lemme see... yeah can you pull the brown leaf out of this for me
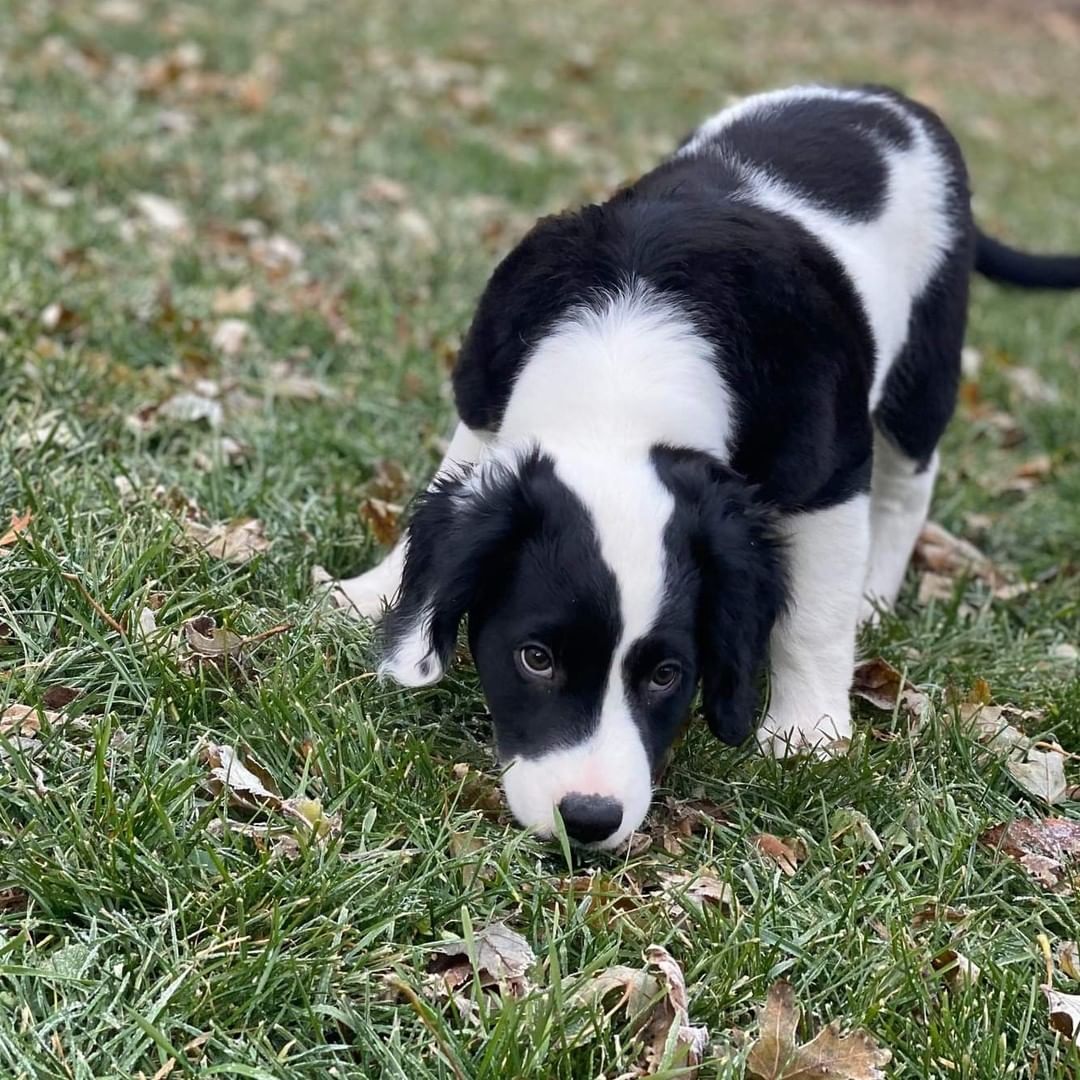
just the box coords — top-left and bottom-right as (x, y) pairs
(915, 521), (996, 582)
(932, 948), (981, 990)
(264, 360), (330, 401)
(0, 887), (29, 912)
(41, 686), (82, 710)
(911, 903), (968, 930)
(450, 762), (504, 818)
(199, 741), (282, 808)
(1004, 366), (1060, 405)
(658, 868), (737, 916)
(746, 980), (891, 1080)
(211, 318), (252, 357)
(0, 510), (33, 548)
(917, 570), (957, 605)
(1042, 985), (1080, 1045)
(851, 657), (931, 725)
(211, 284), (256, 316)
(183, 518), (270, 564)
(1, 704), (62, 736)
(1006, 749), (1068, 805)
(361, 176), (409, 204)
(980, 818), (1080, 890)
(367, 459), (411, 503)
(427, 921), (535, 999)
(1058, 941), (1080, 982)
(359, 497), (403, 547)
(182, 614), (243, 657)
(640, 945), (709, 1074)
(569, 948), (708, 1074)
(753, 834), (807, 877)
(132, 192), (189, 237)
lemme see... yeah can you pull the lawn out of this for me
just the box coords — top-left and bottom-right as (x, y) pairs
(2, 0), (1080, 1076)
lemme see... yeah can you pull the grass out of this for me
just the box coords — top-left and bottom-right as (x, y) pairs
(1, 0), (1079, 1075)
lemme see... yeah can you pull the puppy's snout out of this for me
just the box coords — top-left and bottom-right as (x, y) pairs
(557, 793), (623, 845)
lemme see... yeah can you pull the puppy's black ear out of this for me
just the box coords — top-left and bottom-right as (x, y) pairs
(655, 449), (787, 745)
(380, 456), (528, 687)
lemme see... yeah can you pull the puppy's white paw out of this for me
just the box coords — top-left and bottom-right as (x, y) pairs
(757, 706), (852, 760)
(326, 569), (399, 621)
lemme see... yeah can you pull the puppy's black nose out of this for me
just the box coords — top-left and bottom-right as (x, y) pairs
(557, 794), (623, 844)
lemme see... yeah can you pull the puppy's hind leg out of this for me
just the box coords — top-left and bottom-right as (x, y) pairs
(758, 495), (870, 758)
(331, 423), (489, 620)
(861, 434), (938, 625)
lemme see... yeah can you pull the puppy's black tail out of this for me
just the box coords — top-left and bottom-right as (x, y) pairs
(975, 227), (1080, 290)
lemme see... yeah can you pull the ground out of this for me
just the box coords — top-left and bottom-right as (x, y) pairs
(1, 0), (1079, 1076)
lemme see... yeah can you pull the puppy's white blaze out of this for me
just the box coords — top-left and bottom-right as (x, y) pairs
(378, 604), (445, 686)
(491, 284), (730, 842)
(501, 682), (654, 850)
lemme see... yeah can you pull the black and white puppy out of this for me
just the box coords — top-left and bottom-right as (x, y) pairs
(333, 85), (1080, 849)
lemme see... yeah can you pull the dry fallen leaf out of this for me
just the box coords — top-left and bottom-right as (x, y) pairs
(753, 833), (808, 877)
(198, 740), (340, 847)
(183, 614), (243, 657)
(427, 920), (535, 998)
(646, 794), (729, 855)
(12, 411), (77, 450)
(41, 686), (82, 710)
(851, 657), (931, 727)
(980, 818), (1080, 891)
(959, 702), (1068, 804)
(264, 360), (331, 401)
(918, 571), (956, 605)
(640, 945), (709, 1074)
(1007, 749), (1068, 806)
(1004, 366), (1060, 405)
(1057, 941), (1080, 982)
(212, 283), (256, 316)
(1043, 985), (1080, 1045)
(450, 761), (504, 818)
(0, 887), (29, 912)
(200, 741), (280, 807)
(932, 948), (981, 990)
(745, 980), (891, 1080)
(359, 497), (404, 547)
(0, 510), (32, 548)
(916, 521), (997, 581)
(183, 518), (270, 564)
(570, 946), (708, 1075)
(211, 318), (252, 357)
(658, 868), (737, 917)
(133, 192), (189, 236)
(1, 703), (62, 736)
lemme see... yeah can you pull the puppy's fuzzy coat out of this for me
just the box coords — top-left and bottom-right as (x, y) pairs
(335, 85), (1080, 849)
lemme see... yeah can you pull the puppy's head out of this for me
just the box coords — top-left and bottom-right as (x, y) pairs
(382, 445), (785, 849)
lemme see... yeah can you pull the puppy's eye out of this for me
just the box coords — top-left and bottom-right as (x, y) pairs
(517, 643), (554, 679)
(648, 661), (681, 693)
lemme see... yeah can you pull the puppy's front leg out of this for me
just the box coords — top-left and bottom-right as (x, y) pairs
(332, 422), (489, 620)
(758, 495), (870, 757)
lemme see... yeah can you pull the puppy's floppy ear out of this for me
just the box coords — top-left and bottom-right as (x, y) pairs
(655, 448), (787, 745)
(380, 454), (528, 687)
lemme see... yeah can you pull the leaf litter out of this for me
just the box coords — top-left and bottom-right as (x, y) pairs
(979, 818), (1080, 891)
(914, 520), (1032, 604)
(745, 980), (891, 1080)
(570, 945), (708, 1076)
(198, 740), (339, 858)
(851, 657), (932, 732)
(959, 701), (1070, 804)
